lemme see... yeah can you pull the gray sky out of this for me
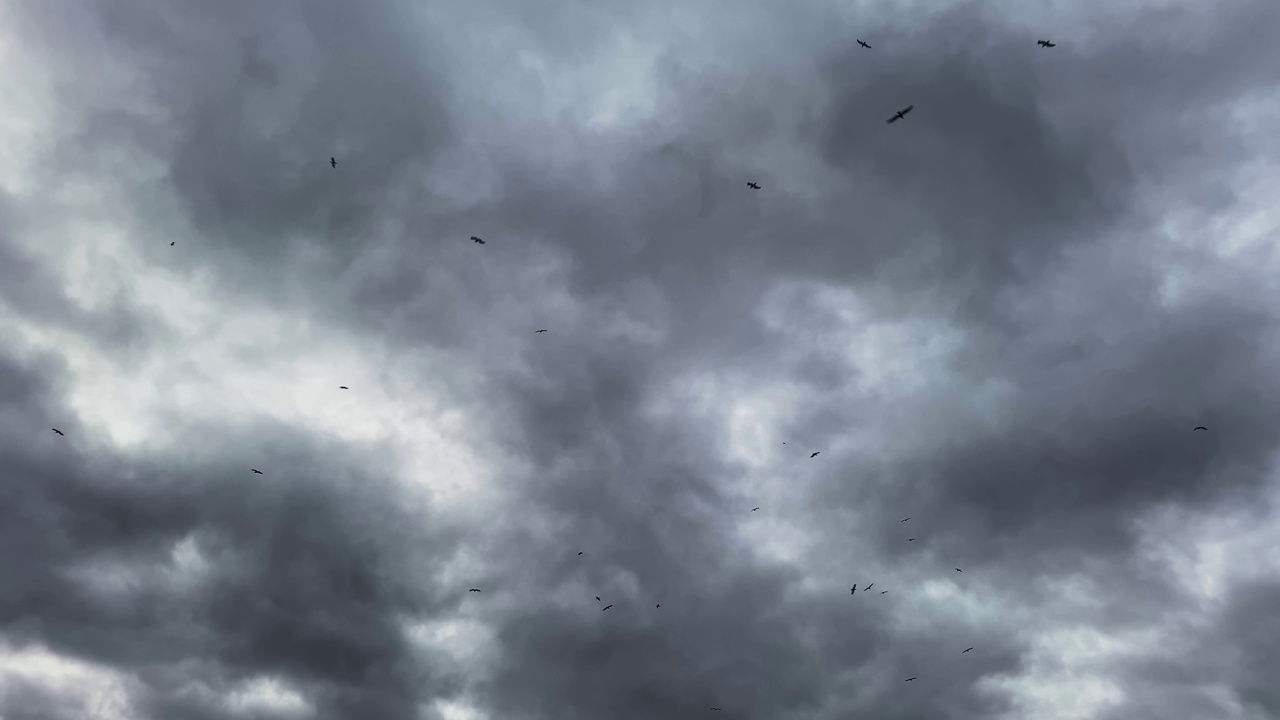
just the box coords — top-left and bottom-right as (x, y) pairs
(2, 0), (1280, 718)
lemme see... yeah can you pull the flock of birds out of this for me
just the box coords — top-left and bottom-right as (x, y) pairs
(38, 34), (1225, 707)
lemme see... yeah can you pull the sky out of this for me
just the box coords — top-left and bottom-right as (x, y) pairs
(2, 0), (1280, 718)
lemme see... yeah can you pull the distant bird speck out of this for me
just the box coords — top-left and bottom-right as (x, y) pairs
(905, 677), (918, 682)
(330, 157), (337, 168)
(578, 551), (584, 555)
(901, 517), (910, 522)
(886, 105), (914, 124)
(1037, 39), (1056, 47)
(864, 583), (874, 591)
(535, 329), (548, 333)
(881, 591), (887, 594)
(747, 181), (761, 189)
(907, 538), (915, 541)
(1194, 426), (1208, 431)
(170, 241), (175, 246)
(602, 604), (613, 611)
(850, 585), (856, 594)
(963, 647), (974, 653)
(596, 596), (601, 601)
(857, 39), (871, 49)
(955, 568), (963, 572)
(468, 588), (481, 592)
(810, 452), (820, 458)
(751, 507), (760, 512)
(656, 604), (660, 608)
(51, 428), (64, 436)
(471, 236), (486, 244)
(251, 469), (263, 475)
(339, 386), (348, 390)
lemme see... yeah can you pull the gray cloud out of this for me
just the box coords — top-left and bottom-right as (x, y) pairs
(4, 0), (1280, 718)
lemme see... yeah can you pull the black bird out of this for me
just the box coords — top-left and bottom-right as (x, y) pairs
(907, 538), (915, 541)
(887, 105), (914, 123)
(905, 677), (918, 682)
(810, 451), (820, 458)
(857, 39), (871, 49)
(596, 596), (601, 601)
(880, 591), (887, 594)
(251, 469), (263, 475)
(469, 588), (481, 592)
(751, 507), (760, 512)
(963, 647), (974, 653)
(901, 517), (910, 522)
(330, 157), (337, 168)
(747, 181), (761, 189)
(955, 568), (963, 572)
(51, 428), (64, 436)
(535, 329), (548, 333)
(602, 604), (613, 611)
(850, 584), (857, 594)
(1193, 426), (1208, 431)
(864, 583), (874, 591)
(170, 241), (175, 246)
(1037, 39), (1056, 48)
(339, 386), (349, 389)
(471, 236), (486, 244)
(578, 551), (584, 555)
(656, 604), (660, 608)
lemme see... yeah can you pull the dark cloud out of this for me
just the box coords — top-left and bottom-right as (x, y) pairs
(5, 0), (1280, 718)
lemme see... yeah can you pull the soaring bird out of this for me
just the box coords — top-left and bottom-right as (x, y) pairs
(887, 105), (914, 123)
(857, 39), (871, 49)
(251, 469), (264, 475)
(596, 596), (601, 601)
(810, 451), (820, 458)
(864, 583), (874, 591)
(330, 157), (337, 168)
(747, 181), (761, 189)
(880, 591), (888, 594)
(170, 241), (175, 246)
(963, 647), (974, 653)
(751, 507), (760, 512)
(656, 604), (660, 608)
(51, 428), (64, 436)
(907, 538), (915, 541)
(535, 329), (548, 333)
(905, 677), (918, 682)
(578, 551), (584, 555)
(469, 588), (481, 592)
(955, 568), (963, 572)
(1037, 39), (1056, 47)
(850, 585), (857, 594)
(471, 236), (486, 244)
(602, 604), (613, 611)
(339, 386), (349, 389)
(1193, 426), (1208, 431)
(901, 517), (911, 522)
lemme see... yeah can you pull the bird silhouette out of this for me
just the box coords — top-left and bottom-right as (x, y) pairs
(1037, 39), (1056, 47)
(955, 568), (963, 572)
(880, 591), (887, 594)
(656, 604), (660, 608)
(51, 428), (64, 436)
(901, 517), (911, 522)
(886, 105), (914, 123)
(962, 647), (974, 653)
(330, 157), (337, 168)
(907, 538), (915, 541)
(864, 583), (874, 591)
(857, 39), (871, 49)
(596, 596), (601, 601)
(578, 551), (584, 555)
(810, 452), (820, 458)
(602, 604), (613, 611)
(751, 507), (760, 511)
(339, 386), (349, 390)
(850, 584), (857, 594)
(905, 677), (918, 682)
(535, 329), (548, 333)
(471, 236), (486, 244)
(747, 181), (761, 189)
(170, 241), (175, 246)
(1193, 426), (1208, 431)
(469, 588), (481, 592)
(251, 469), (263, 475)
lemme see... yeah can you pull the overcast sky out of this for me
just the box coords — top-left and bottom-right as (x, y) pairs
(2, 0), (1280, 718)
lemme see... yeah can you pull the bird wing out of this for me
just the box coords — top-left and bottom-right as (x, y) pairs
(602, 605), (613, 610)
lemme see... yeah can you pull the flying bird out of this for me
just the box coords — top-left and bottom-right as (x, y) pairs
(251, 469), (263, 475)
(955, 568), (963, 572)
(330, 157), (337, 168)
(339, 386), (348, 389)
(901, 517), (910, 522)
(51, 428), (64, 436)
(595, 596), (601, 601)
(880, 591), (887, 594)
(602, 604), (613, 611)
(656, 604), (660, 608)
(170, 241), (175, 246)
(751, 507), (760, 512)
(864, 583), (874, 591)
(471, 236), (486, 244)
(535, 329), (548, 333)
(810, 452), (820, 458)
(1037, 39), (1056, 47)
(907, 538), (915, 541)
(887, 105), (915, 123)
(963, 647), (974, 653)
(857, 39), (871, 49)
(850, 585), (857, 594)
(578, 551), (584, 555)
(468, 588), (481, 592)
(1193, 426), (1208, 431)
(747, 181), (761, 189)
(905, 677), (918, 682)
